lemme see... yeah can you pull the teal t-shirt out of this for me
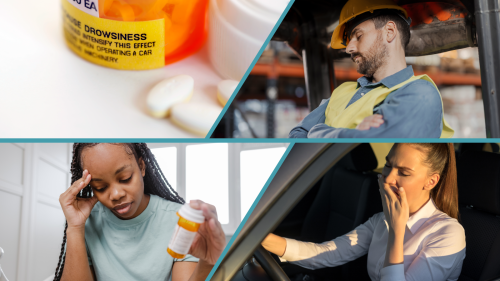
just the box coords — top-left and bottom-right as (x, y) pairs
(85, 194), (199, 281)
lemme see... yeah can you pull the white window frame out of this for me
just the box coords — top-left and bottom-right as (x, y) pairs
(148, 143), (288, 235)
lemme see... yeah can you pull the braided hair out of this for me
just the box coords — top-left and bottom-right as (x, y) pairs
(53, 143), (184, 280)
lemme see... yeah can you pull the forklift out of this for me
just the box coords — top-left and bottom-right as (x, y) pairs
(212, 0), (500, 138)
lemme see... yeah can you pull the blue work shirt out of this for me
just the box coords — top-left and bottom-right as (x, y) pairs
(289, 66), (443, 138)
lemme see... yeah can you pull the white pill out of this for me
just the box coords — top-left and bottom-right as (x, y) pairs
(170, 103), (222, 137)
(147, 75), (194, 118)
(217, 80), (239, 106)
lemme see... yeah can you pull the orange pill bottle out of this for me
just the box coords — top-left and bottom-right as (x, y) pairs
(62, 0), (209, 70)
(167, 203), (205, 259)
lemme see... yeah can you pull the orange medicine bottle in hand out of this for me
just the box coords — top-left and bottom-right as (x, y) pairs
(167, 203), (205, 259)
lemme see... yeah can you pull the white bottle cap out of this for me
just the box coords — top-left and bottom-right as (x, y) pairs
(208, 0), (290, 80)
(178, 203), (205, 224)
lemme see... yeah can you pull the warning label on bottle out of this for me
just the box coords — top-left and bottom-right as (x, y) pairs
(62, 0), (165, 70)
(168, 225), (197, 255)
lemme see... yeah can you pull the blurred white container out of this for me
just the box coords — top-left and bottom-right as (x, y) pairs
(406, 55), (441, 66)
(441, 85), (476, 105)
(444, 113), (461, 137)
(208, 0), (290, 80)
(444, 98), (486, 138)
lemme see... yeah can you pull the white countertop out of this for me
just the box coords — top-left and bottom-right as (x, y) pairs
(0, 0), (225, 138)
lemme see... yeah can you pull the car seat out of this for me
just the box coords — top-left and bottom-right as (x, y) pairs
(456, 143), (500, 161)
(281, 143), (382, 281)
(457, 151), (500, 281)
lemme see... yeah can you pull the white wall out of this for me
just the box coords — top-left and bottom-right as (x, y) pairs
(148, 143), (289, 242)
(0, 143), (70, 281)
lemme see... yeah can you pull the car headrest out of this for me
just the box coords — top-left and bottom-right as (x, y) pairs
(458, 151), (500, 215)
(338, 143), (378, 172)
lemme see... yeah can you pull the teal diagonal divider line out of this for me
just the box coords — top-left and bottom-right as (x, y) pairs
(205, 0), (296, 139)
(204, 143), (295, 281)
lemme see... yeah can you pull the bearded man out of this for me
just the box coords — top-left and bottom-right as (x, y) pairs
(289, 0), (454, 138)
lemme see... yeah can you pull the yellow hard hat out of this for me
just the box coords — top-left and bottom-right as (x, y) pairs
(331, 0), (409, 49)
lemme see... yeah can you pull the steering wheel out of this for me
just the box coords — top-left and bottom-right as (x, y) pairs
(252, 245), (290, 281)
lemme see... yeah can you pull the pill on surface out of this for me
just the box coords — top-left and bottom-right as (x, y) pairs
(170, 103), (222, 137)
(147, 75), (194, 118)
(217, 80), (239, 106)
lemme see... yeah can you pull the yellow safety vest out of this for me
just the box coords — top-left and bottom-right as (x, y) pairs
(324, 74), (454, 138)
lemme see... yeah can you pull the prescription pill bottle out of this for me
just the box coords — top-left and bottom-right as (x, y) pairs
(62, 0), (209, 70)
(167, 203), (205, 259)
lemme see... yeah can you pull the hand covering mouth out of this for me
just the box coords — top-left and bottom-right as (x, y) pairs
(389, 186), (400, 197)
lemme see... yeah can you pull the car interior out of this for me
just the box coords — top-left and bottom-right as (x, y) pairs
(266, 143), (500, 281)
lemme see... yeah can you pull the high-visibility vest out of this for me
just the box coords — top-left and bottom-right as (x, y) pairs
(324, 74), (454, 138)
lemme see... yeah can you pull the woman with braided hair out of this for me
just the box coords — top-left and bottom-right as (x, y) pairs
(54, 143), (226, 281)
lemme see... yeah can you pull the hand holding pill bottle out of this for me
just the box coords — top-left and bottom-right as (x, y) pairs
(167, 203), (206, 259)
